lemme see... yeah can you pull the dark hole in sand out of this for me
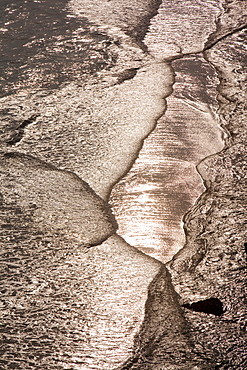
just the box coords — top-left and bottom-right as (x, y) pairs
(182, 298), (224, 316)
(244, 242), (247, 255)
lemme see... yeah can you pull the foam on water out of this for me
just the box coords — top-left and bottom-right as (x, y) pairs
(0, 3), (177, 367)
(69, 0), (162, 41)
(0, 152), (117, 245)
(0, 0), (116, 97)
(2, 59), (174, 200)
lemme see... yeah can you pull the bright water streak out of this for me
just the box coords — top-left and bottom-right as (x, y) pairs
(110, 54), (225, 262)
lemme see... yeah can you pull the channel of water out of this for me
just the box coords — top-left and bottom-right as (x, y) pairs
(110, 53), (225, 262)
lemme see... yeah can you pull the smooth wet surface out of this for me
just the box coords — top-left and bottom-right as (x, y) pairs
(110, 54), (224, 262)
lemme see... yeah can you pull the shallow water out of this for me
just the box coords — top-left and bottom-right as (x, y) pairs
(110, 54), (224, 262)
(0, 0), (115, 97)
